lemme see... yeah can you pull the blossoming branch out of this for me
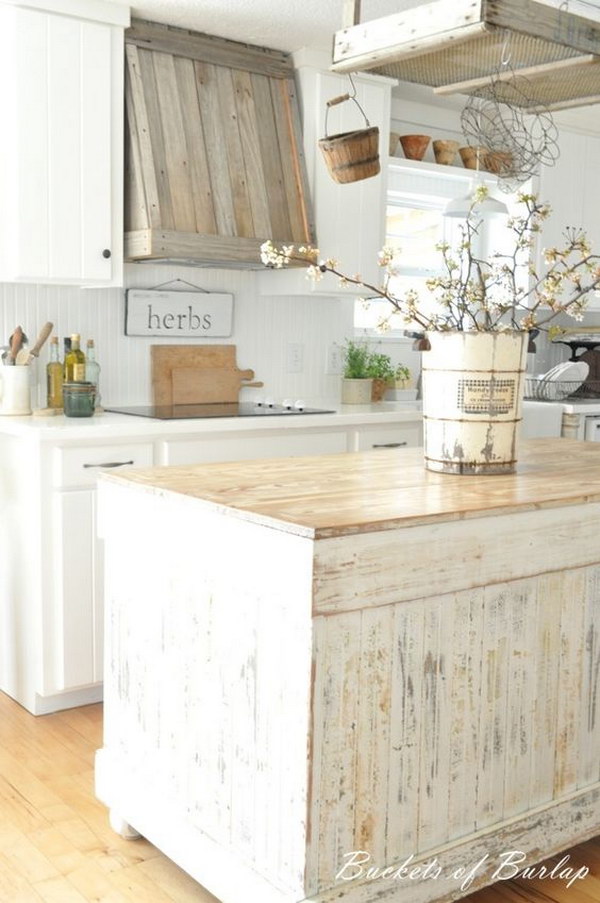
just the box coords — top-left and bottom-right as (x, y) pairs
(261, 188), (600, 333)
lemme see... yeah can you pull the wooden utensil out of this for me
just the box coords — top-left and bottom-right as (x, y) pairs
(6, 326), (24, 365)
(171, 367), (263, 405)
(15, 321), (54, 365)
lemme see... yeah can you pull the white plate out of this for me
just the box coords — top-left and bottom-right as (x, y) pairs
(539, 360), (589, 400)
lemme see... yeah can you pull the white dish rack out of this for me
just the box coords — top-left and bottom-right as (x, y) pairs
(524, 377), (600, 401)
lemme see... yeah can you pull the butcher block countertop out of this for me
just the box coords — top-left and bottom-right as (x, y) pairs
(103, 437), (600, 538)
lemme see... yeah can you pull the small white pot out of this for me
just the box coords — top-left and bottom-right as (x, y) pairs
(341, 378), (373, 404)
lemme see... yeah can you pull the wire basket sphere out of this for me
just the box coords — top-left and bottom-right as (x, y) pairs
(461, 67), (559, 192)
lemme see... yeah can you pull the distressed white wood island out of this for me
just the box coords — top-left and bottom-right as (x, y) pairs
(96, 439), (600, 903)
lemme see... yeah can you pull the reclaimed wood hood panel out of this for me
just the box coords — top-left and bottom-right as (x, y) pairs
(124, 20), (315, 267)
(332, 0), (600, 112)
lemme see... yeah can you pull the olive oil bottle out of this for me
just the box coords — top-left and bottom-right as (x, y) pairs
(64, 333), (86, 382)
(46, 336), (63, 409)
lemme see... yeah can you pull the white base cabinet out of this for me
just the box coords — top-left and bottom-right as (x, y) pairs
(0, 412), (421, 714)
(0, 435), (152, 715)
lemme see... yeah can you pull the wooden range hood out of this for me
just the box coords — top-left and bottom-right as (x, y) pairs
(124, 20), (315, 267)
(333, 0), (600, 112)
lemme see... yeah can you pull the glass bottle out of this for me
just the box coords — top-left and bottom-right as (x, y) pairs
(85, 339), (101, 408)
(64, 333), (86, 382)
(46, 336), (63, 409)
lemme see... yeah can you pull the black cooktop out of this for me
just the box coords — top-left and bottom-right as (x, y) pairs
(104, 403), (336, 420)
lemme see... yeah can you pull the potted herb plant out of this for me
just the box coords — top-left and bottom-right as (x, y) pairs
(340, 340), (373, 404)
(394, 364), (411, 389)
(262, 189), (600, 474)
(366, 351), (395, 401)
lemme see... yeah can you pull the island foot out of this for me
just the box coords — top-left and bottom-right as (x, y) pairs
(109, 809), (141, 840)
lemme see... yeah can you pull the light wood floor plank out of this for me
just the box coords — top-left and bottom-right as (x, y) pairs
(0, 692), (599, 903)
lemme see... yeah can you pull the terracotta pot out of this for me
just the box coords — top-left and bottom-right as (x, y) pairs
(399, 134), (431, 161)
(485, 149), (513, 174)
(433, 139), (459, 165)
(459, 145), (486, 170)
(371, 378), (392, 402)
(389, 131), (400, 156)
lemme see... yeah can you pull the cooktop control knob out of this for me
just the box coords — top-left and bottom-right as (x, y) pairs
(294, 399), (306, 411)
(264, 397), (275, 408)
(282, 398), (293, 410)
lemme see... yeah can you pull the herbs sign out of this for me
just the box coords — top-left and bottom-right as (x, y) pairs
(125, 290), (233, 337)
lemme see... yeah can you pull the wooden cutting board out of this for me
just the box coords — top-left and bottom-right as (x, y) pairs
(151, 345), (263, 405)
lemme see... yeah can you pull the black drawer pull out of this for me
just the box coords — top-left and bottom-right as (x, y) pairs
(372, 442), (408, 448)
(83, 460), (135, 468)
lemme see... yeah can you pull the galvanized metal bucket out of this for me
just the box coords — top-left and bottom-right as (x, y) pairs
(421, 330), (528, 475)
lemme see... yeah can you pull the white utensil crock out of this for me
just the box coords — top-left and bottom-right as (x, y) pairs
(0, 366), (32, 415)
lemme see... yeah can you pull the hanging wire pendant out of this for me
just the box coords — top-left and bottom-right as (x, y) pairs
(460, 36), (560, 192)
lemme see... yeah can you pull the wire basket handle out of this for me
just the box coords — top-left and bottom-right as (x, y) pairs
(324, 73), (370, 137)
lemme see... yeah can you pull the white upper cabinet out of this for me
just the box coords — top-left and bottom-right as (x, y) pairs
(259, 49), (393, 296)
(0, 0), (129, 286)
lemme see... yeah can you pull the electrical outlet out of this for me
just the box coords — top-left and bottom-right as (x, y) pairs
(286, 342), (304, 374)
(326, 344), (342, 375)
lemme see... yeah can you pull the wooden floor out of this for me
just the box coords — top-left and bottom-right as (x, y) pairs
(0, 691), (598, 903)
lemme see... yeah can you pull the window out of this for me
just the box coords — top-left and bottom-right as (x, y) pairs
(354, 161), (525, 335)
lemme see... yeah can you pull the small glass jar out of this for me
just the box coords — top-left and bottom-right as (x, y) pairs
(63, 381), (96, 417)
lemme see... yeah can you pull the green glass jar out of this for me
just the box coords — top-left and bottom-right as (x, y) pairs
(63, 381), (96, 417)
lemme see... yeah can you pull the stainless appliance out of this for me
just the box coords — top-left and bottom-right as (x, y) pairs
(104, 402), (335, 420)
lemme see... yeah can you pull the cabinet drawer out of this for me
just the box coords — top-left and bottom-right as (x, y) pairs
(54, 443), (154, 488)
(353, 422), (422, 451)
(162, 430), (348, 465)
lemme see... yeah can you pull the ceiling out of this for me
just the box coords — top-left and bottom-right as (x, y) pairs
(125, 0), (399, 53)
(123, 0), (600, 129)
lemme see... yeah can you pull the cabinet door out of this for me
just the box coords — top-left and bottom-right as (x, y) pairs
(52, 489), (103, 691)
(0, 6), (119, 284)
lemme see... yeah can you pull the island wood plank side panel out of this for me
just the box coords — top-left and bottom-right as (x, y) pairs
(446, 589), (483, 842)
(579, 567), (600, 790)
(529, 572), (562, 808)
(554, 568), (587, 799)
(386, 599), (425, 860)
(307, 570), (600, 895)
(98, 484), (314, 901)
(312, 503), (600, 614)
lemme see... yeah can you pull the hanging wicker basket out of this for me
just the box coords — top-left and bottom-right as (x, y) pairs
(318, 91), (380, 184)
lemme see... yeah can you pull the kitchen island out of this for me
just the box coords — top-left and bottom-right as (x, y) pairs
(96, 439), (600, 903)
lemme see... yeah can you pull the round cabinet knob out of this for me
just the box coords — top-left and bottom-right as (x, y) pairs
(102, 249), (112, 259)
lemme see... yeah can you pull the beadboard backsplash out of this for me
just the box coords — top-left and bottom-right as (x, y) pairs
(0, 266), (355, 407)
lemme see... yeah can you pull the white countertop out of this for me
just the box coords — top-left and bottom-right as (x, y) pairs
(0, 401), (423, 443)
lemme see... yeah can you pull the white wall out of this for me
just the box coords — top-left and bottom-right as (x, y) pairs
(0, 267), (354, 408)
